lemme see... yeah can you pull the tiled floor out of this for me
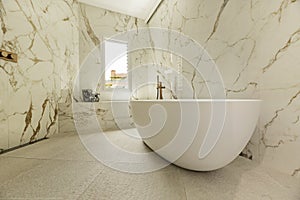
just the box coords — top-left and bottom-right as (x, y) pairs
(0, 129), (299, 200)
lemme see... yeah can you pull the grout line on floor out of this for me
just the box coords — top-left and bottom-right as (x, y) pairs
(75, 168), (106, 200)
(177, 169), (188, 200)
(0, 155), (99, 163)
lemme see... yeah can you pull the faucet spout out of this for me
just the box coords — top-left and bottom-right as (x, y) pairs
(159, 82), (165, 99)
(156, 75), (159, 99)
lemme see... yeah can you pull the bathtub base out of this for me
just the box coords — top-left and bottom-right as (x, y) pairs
(131, 99), (261, 171)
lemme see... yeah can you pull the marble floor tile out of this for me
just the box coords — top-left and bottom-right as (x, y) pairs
(78, 165), (186, 200)
(179, 157), (300, 200)
(0, 159), (104, 200)
(104, 129), (153, 153)
(0, 157), (46, 186)
(1, 129), (299, 200)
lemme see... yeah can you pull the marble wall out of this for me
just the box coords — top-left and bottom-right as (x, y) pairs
(59, 101), (134, 133)
(146, 0), (300, 177)
(75, 0), (300, 177)
(1, 0), (298, 178)
(0, 0), (78, 152)
(58, 3), (146, 133)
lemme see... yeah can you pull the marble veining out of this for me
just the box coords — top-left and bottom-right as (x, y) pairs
(0, 0), (299, 178)
(0, 0), (79, 150)
(262, 28), (300, 73)
(205, 0), (230, 43)
(72, 0), (300, 177)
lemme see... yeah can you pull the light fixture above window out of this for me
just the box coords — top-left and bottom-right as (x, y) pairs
(78, 0), (163, 23)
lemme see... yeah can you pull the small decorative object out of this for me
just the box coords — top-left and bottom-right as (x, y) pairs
(0, 49), (18, 63)
(82, 89), (100, 102)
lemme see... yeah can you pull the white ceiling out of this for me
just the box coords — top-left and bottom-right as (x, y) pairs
(78, 0), (162, 23)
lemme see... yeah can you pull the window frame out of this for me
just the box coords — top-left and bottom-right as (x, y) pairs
(100, 38), (131, 92)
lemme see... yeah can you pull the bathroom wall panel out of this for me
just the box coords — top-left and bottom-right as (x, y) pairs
(264, 42), (298, 175)
(259, 85), (300, 177)
(0, 117), (8, 152)
(0, 69), (8, 152)
(7, 86), (57, 147)
(62, 4), (147, 133)
(0, 0), (79, 150)
(96, 102), (135, 131)
(58, 101), (134, 133)
(58, 103), (76, 134)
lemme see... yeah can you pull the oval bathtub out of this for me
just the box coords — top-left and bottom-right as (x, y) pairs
(130, 99), (261, 171)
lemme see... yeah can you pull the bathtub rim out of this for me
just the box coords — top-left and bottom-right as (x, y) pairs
(130, 99), (261, 102)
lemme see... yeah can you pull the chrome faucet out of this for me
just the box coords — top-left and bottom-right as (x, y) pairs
(156, 75), (165, 99)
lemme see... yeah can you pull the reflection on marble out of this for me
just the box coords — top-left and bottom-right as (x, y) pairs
(74, 0), (300, 177)
(0, 0), (79, 150)
(59, 102), (134, 133)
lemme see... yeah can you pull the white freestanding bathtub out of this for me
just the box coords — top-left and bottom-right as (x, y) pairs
(130, 99), (260, 171)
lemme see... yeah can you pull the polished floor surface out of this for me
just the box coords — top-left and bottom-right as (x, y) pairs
(0, 129), (299, 200)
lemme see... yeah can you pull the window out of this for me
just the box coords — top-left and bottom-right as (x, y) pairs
(104, 39), (128, 89)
